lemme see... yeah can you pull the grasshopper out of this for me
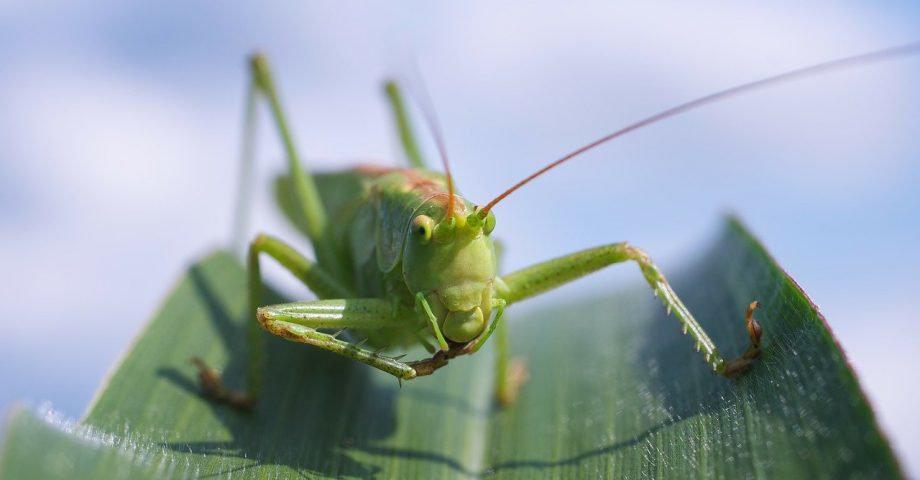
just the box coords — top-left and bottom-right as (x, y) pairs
(194, 43), (920, 409)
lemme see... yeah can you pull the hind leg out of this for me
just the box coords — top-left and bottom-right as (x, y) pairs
(232, 53), (345, 279)
(384, 80), (427, 169)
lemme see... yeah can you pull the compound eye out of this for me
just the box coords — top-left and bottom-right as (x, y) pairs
(483, 211), (496, 235)
(412, 215), (435, 244)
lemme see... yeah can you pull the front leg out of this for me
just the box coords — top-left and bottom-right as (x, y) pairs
(256, 299), (420, 380)
(497, 243), (763, 376)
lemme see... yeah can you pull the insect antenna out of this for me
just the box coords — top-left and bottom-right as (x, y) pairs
(405, 71), (457, 220)
(479, 41), (920, 215)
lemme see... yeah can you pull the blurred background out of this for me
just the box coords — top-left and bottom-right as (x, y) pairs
(1, 0), (918, 474)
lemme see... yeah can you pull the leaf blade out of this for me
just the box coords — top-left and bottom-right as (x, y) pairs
(0, 218), (902, 479)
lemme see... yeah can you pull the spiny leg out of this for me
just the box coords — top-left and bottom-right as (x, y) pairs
(384, 80), (427, 169)
(263, 300), (494, 399)
(256, 299), (418, 380)
(194, 233), (353, 409)
(497, 243), (763, 376)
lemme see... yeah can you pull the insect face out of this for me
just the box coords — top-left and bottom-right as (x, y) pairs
(403, 199), (499, 342)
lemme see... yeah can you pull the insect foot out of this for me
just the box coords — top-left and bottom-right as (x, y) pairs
(408, 341), (483, 377)
(497, 358), (529, 406)
(720, 301), (764, 378)
(191, 357), (255, 411)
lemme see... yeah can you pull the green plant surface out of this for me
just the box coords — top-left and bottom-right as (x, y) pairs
(0, 218), (902, 479)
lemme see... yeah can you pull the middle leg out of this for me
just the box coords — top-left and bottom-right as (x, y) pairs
(194, 233), (353, 409)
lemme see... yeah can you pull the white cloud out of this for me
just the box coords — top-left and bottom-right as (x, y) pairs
(0, 57), (238, 408)
(428, 1), (917, 197)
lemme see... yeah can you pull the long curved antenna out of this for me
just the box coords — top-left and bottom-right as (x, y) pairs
(480, 41), (920, 215)
(406, 71), (457, 219)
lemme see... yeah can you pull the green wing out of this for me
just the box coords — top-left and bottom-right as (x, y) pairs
(274, 168), (445, 277)
(273, 171), (367, 239)
(273, 169), (423, 276)
(274, 170), (369, 287)
(372, 174), (429, 274)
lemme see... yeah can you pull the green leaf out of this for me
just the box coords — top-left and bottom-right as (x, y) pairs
(0, 218), (902, 478)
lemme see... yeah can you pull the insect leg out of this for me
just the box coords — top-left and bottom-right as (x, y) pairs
(248, 54), (344, 280)
(194, 233), (353, 409)
(415, 292), (450, 351)
(256, 299), (418, 380)
(467, 299), (506, 353)
(498, 243), (763, 376)
(246, 233), (353, 301)
(462, 299), (527, 405)
(490, 318), (529, 405)
(384, 80), (427, 169)
(230, 78), (258, 255)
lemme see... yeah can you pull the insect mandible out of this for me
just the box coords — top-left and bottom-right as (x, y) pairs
(193, 43), (920, 409)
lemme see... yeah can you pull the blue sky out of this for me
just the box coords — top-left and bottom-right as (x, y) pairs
(1, 0), (919, 473)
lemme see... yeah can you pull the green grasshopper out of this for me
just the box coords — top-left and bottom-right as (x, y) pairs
(194, 43), (920, 409)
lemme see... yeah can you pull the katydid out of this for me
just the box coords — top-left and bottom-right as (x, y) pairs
(194, 43), (920, 409)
